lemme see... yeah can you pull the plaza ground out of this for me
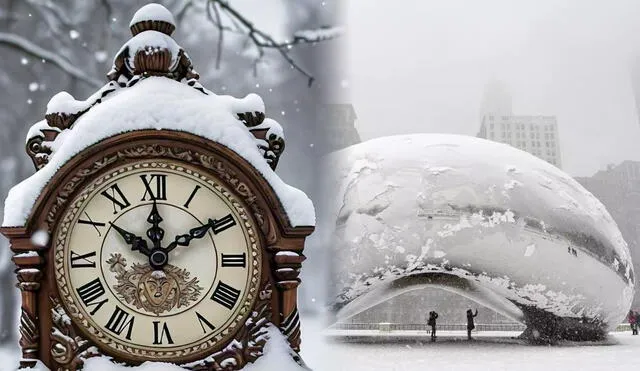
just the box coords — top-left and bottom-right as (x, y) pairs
(1, 320), (639, 370)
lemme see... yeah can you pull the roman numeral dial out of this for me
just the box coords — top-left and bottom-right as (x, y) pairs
(58, 162), (260, 358)
(211, 281), (241, 310)
(140, 174), (167, 201)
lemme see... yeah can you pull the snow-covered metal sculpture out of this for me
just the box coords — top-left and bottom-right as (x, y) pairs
(323, 134), (634, 342)
(4, 4), (314, 370)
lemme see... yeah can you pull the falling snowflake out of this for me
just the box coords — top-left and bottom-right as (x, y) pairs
(20, 57), (28, 65)
(341, 79), (349, 88)
(94, 51), (108, 62)
(27, 99), (33, 105)
(28, 82), (39, 92)
(69, 30), (80, 39)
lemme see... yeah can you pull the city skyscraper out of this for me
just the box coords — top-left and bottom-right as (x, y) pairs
(477, 115), (562, 168)
(480, 79), (513, 117)
(477, 81), (562, 168)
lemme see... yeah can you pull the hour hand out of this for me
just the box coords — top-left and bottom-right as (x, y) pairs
(109, 222), (151, 257)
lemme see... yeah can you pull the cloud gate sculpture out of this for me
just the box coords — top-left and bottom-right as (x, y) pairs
(321, 134), (634, 341)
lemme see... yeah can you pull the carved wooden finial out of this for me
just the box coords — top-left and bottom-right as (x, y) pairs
(109, 5), (201, 84)
(129, 3), (176, 36)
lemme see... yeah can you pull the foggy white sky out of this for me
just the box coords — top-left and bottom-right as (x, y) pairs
(345, 0), (640, 177)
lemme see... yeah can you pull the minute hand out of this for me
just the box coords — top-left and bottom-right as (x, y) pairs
(165, 218), (218, 253)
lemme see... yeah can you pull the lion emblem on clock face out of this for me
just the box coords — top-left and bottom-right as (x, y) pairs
(107, 253), (203, 314)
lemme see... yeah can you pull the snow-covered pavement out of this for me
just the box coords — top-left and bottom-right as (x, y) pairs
(300, 319), (640, 371)
(2, 324), (639, 370)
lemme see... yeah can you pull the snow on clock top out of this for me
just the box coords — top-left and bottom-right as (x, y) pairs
(129, 3), (176, 31)
(3, 4), (314, 228)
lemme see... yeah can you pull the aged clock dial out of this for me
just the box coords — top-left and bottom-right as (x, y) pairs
(53, 160), (261, 361)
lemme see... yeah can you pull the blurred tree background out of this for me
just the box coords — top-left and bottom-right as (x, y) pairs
(0, 0), (344, 345)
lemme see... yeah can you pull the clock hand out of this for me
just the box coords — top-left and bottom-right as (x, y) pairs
(109, 222), (151, 257)
(164, 218), (217, 253)
(146, 199), (164, 250)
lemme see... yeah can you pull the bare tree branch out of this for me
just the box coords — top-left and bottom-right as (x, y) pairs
(210, 0), (342, 87)
(206, 1), (224, 69)
(26, 0), (74, 29)
(0, 32), (102, 88)
(174, 0), (194, 23)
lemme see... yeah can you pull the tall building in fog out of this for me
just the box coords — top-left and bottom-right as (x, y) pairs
(316, 104), (361, 154)
(477, 115), (562, 168)
(477, 81), (562, 168)
(575, 161), (640, 307)
(480, 79), (513, 117)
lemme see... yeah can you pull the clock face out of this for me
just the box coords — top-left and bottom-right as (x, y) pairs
(53, 160), (262, 362)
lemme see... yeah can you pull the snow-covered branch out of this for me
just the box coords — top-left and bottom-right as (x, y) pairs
(0, 32), (102, 88)
(209, 0), (343, 87)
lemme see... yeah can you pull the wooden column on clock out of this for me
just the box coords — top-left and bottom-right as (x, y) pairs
(0, 131), (314, 369)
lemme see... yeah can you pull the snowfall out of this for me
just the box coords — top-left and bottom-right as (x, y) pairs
(1, 317), (640, 370)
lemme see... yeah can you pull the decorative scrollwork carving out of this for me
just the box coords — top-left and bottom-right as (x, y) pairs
(281, 307), (301, 352)
(19, 308), (38, 359)
(237, 113), (286, 171)
(237, 112), (265, 128)
(185, 281), (272, 370)
(50, 297), (97, 370)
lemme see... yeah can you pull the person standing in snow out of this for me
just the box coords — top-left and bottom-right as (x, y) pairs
(428, 311), (439, 342)
(466, 308), (478, 340)
(629, 310), (638, 335)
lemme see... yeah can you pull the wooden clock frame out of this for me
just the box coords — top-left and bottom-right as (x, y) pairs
(1, 130), (313, 370)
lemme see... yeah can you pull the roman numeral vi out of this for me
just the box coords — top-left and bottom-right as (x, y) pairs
(152, 321), (174, 345)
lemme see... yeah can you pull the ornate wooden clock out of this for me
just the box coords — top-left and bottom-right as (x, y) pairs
(0, 4), (314, 370)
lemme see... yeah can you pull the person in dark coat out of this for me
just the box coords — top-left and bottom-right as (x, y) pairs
(428, 311), (439, 342)
(466, 308), (478, 340)
(629, 310), (638, 335)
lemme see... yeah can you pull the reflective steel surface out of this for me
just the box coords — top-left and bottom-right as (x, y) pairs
(322, 134), (635, 341)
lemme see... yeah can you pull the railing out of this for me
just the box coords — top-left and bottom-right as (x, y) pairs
(330, 322), (526, 332)
(330, 322), (634, 332)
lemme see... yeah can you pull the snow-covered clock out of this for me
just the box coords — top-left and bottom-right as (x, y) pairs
(0, 4), (314, 370)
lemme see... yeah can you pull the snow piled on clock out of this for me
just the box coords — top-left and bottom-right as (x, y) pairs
(2, 77), (314, 227)
(18, 325), (305, 371)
